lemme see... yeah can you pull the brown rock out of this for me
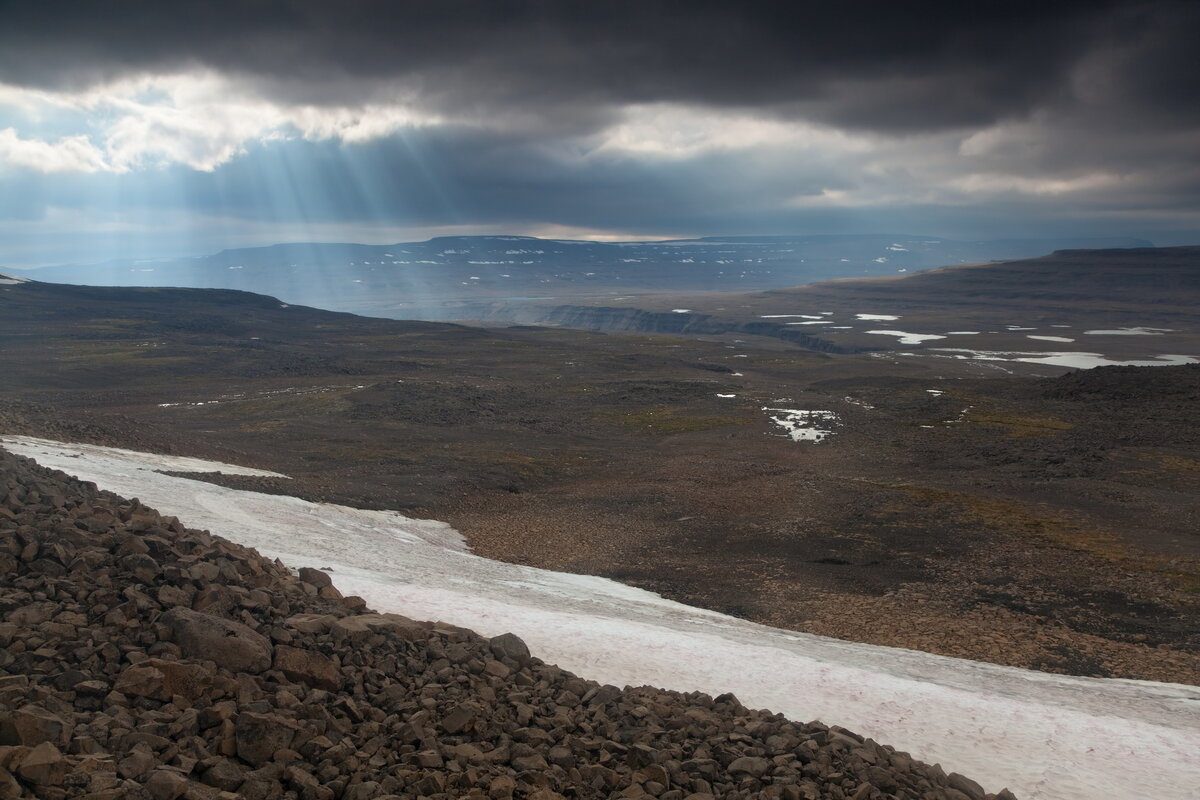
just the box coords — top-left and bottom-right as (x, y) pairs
(160, 607), (272, 674)
(201, 758), (246, 792)
(145, 768), (190, 800)
(17, 741), (67, 785)
(272, 645), (341, 691)
(6, 703), (73, 748)
(489, 632), (532, 666)
(439, 704), (475, 734)
(297, 567), (333, 588)
(727, 756), (771, 778)
(489, 774), (517, 799)
(947, 772), (986, 800)
(235, 712), (297, 767)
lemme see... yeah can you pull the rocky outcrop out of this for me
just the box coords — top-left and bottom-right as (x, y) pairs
(0, 447), (1016, 799)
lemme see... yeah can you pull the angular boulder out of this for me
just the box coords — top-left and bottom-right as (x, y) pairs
(235, 711), (298, 767)
(273, 645), (341, 691)
(159, 607), (272, 674)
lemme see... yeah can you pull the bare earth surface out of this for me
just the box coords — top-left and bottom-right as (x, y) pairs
(1, 250), (1197, 685)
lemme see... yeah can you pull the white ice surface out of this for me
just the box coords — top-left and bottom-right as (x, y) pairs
(1027, 335), (1076, 343)
(4, 436), (1200, 800)
(855, 313), (899, 321)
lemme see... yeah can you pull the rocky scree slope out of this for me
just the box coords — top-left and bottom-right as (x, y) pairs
(0, 449), (1013, 800)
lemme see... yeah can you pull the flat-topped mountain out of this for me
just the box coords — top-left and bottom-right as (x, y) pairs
(3, 235), (1152, 320)
(464, 246), (1200, 365)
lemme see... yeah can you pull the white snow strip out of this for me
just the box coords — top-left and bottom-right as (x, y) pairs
(865, 330), (948, 345)
(671, 309), (691, 314)
(759, 315), (825, 319)
(855, 314), (899, 321)
(1028, 335), (1076, 343)
(0, 273), (29, 284)
(4, 436), (1200, 800)
(716, 394), (737, 399)
(1083, 327), (1174, 336)
(946, 331), (980, 335)
(929, 350), (1199, 369)
(786, 321), (834, 325)
(2, 437), (288, 478)
(761, 408), (839, 443)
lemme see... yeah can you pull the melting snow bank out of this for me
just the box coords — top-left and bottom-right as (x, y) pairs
(865, 330), (947, 345)
(4, 436), (1200, 800)
(1084, 327), (1174, 336)
(761, 408), (840, 442)
(929, 349), (1199, 369)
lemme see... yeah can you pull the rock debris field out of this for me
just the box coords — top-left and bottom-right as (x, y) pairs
(0, 449), (1014, 800)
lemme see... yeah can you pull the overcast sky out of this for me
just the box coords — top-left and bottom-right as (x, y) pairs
(1, 0), (1197, 265)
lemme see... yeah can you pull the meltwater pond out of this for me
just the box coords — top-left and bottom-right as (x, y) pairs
(3, 435), (1200, 800)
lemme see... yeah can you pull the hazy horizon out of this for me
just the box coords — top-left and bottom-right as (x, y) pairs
(2, 2), (1199, 267)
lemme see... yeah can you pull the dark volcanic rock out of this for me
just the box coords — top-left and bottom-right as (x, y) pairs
(159, 607), (273, 674)
(0, 447), (1016, 799)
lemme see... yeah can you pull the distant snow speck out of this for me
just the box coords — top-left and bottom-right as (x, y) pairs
(760, 314), (823, 319)
(1006, 326), (1036, 331)
(1083, 327), (1174, 335)
(787, 321), (833, 325)
(730, 372), (744, 376)
(873, 257), (888, 263)
(762, 408), (840, 443)
(855, 314), (899, 321)
(946, 331), (980, 335)
(716, 394), (737, 399)
(865, 330), (947, 345)
(1028, 335), (1075, 343)
(926, 389), (944, 396)
(671, 309), (691, 313)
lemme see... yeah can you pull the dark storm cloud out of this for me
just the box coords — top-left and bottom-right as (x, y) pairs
(1, 0), (1195, 134)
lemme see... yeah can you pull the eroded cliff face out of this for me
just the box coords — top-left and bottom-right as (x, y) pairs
(455, 304), (867, 354)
